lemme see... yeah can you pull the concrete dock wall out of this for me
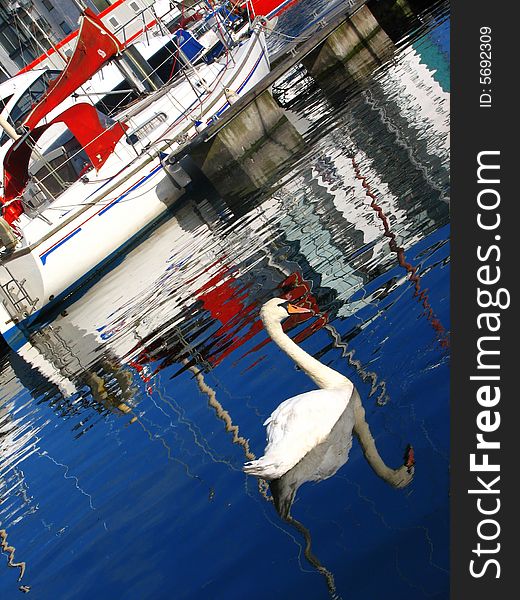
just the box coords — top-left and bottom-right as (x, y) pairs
(172, 0), (440, 195)
(189, 91), (304, 196)
(302, 4), (395, 80)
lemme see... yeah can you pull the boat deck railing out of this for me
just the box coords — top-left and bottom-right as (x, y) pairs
(0, 276), (38, 323)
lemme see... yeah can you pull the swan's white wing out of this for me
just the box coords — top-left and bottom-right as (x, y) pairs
(264, 388), (349, 452)
(244, 388), (352, 479)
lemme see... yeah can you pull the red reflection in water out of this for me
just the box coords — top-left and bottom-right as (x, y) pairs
(196, 263), (263, 366)
(127, 267), (327, 381)
(196, 269), (327, 367)
(350, 155), (450, 348)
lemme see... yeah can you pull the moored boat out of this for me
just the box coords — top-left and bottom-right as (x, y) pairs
(0, 8), (270, 348)
(0, 1), (257, 168)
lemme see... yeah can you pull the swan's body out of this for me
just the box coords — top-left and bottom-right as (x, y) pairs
(244, 298), (355, 480)
(244, 388), (354, 479)
(269, 399), (356, 517)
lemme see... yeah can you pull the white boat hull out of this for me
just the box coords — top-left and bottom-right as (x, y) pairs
(1, 24), (270, 347)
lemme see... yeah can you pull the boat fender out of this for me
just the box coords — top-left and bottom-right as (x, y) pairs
(163, 156), (191, 190)
(224, 87), (239, 105)
(0, 217), (18, 252)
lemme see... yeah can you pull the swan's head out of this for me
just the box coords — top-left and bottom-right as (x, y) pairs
(260, 297), (313, 325)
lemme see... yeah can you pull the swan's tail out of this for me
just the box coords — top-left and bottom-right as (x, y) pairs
(243, 456), (288, 480)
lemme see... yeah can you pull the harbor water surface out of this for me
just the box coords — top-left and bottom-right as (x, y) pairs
(1, 2), (450, 598)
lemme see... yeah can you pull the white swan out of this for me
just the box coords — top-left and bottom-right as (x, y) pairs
(243, 298), (356, 480)
(268, 401), (356, 516)
(244, 298), (415, 486)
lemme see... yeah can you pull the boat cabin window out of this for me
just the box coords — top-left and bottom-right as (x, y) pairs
(94, 79), (139, 115)
(23, 130), (92, 211)
(0, 70), (60, 146)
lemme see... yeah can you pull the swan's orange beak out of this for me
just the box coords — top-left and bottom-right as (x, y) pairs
(287, 303), (313, 315)
(404, 445), (415, 470)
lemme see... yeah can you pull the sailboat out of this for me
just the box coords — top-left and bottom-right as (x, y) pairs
(0, 1), (258, 167)
(0, 7), (270, 349)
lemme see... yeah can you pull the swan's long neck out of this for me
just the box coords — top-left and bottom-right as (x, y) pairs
(264, 318), (350, 390)
(352, 395), (411, 488)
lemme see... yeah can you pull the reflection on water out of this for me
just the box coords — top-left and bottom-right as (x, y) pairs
(1, 2), (449, 598)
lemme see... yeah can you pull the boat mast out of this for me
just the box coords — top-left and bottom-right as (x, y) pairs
(206, 0), (236, 65)
(13, 2), (69, 65)
(0, 115), (20, 141)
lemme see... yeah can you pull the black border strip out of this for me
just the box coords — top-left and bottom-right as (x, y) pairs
(452, 0), (516, 596)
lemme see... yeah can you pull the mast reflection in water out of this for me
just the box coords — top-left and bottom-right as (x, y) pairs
(1, 1), (449, 598)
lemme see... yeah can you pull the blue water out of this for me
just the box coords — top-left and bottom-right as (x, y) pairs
(1, 2), (450, 598)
